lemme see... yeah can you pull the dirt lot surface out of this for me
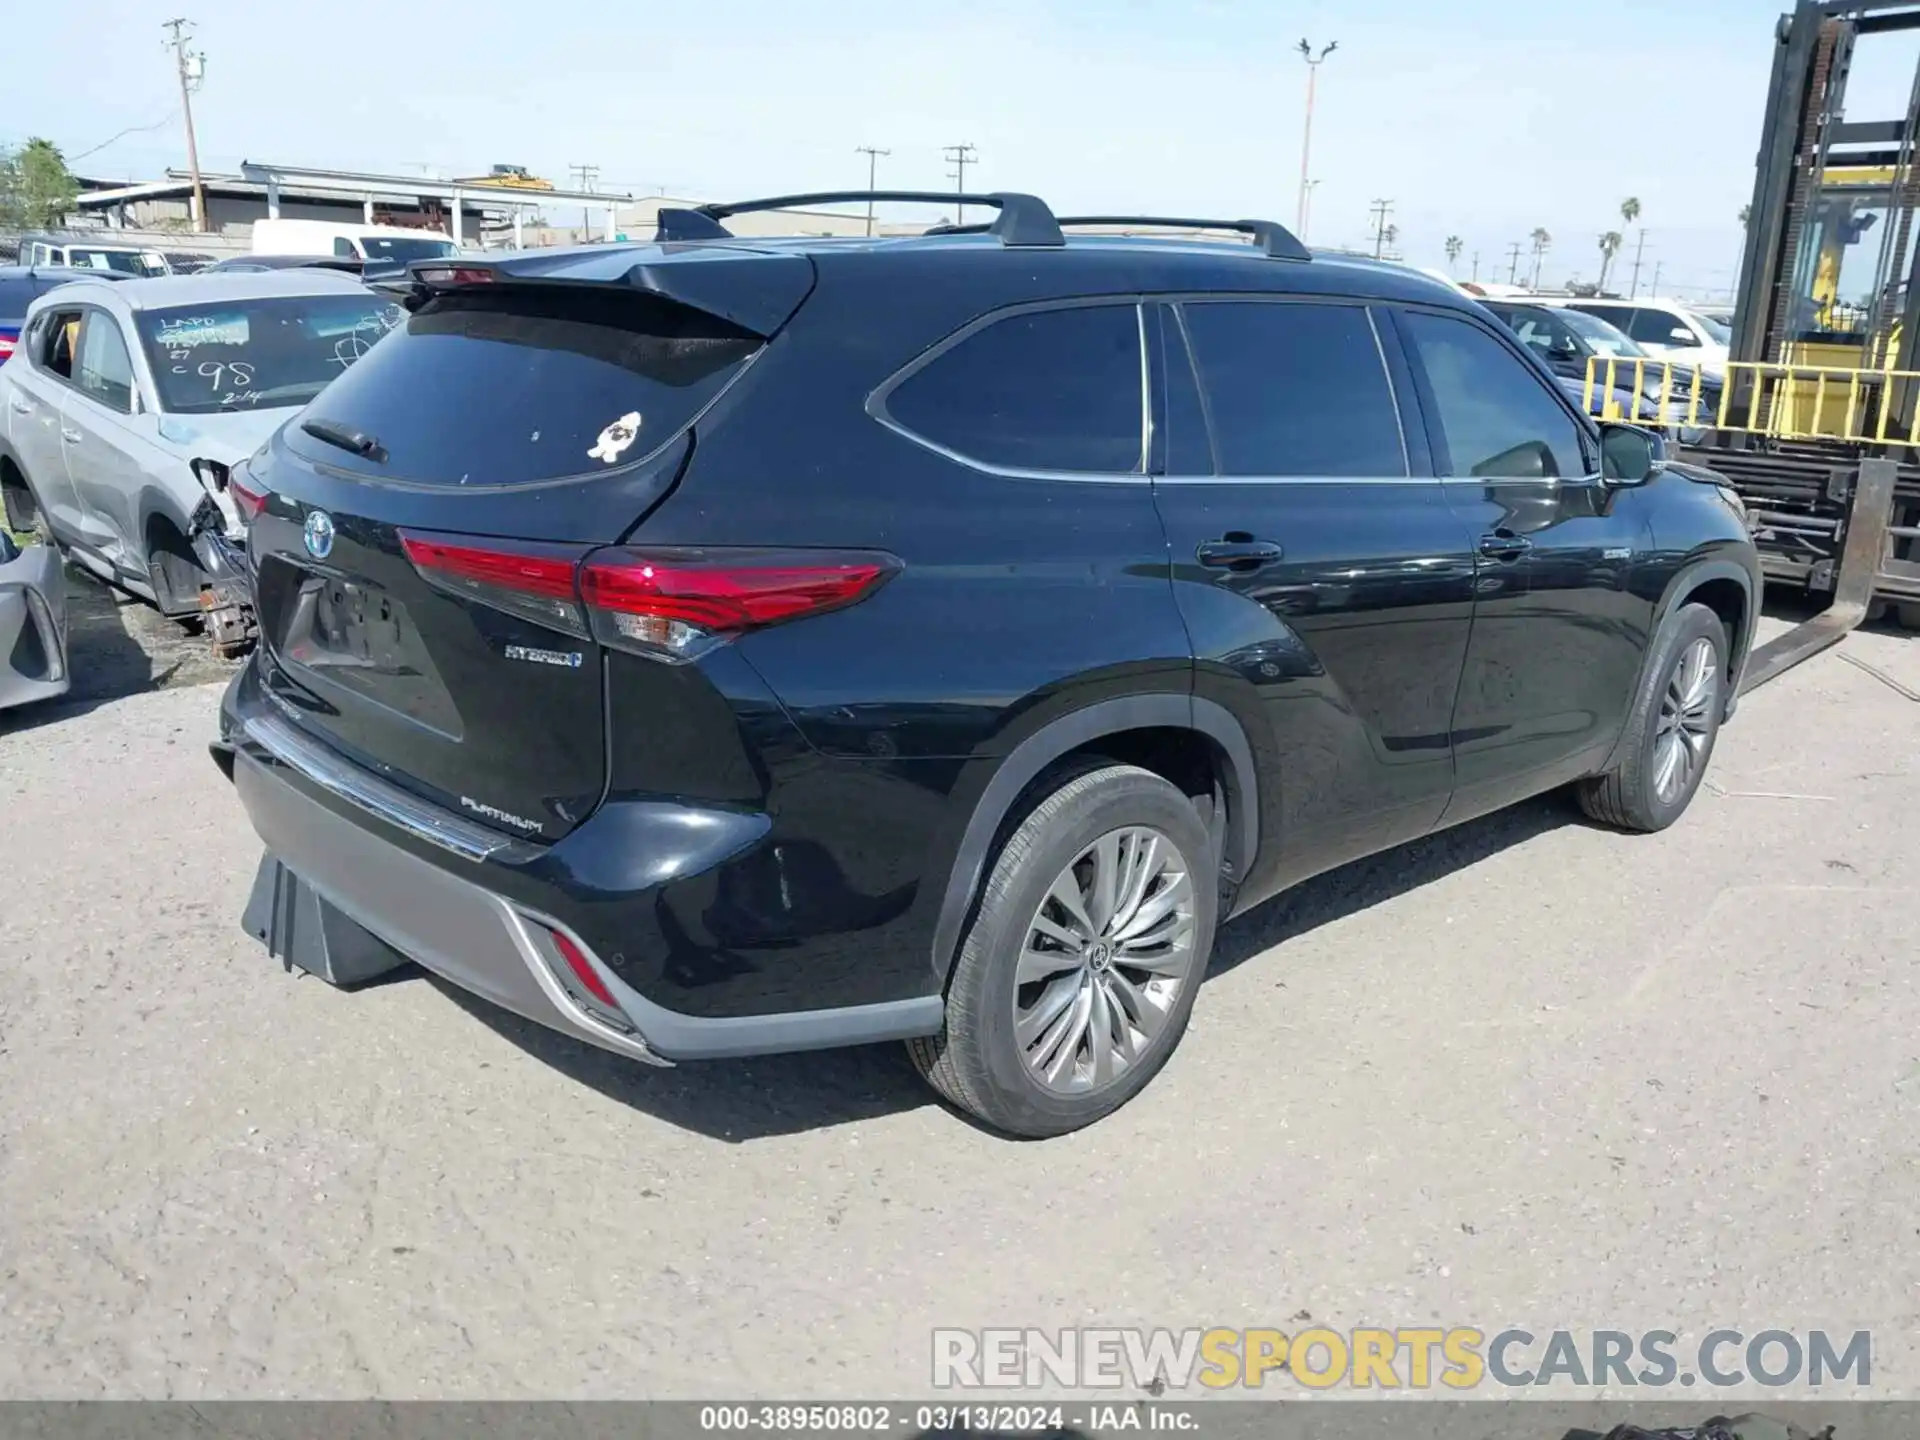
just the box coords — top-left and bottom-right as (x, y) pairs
(1, 580), (1916, 1400)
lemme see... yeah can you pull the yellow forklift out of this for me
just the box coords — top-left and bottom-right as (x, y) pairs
(1627, 1), (1920, 686)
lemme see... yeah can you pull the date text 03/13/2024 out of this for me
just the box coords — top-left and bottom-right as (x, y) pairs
(698, 1405), (1197, 1433)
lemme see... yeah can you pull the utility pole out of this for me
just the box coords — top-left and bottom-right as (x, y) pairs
(569, 163), (599, 242)
(1506, 241), (1524, 285)
(162, 19), (207, 232)
(1471, 250), (1481, 282)
(944, 144), (978, 225)
(1628, 227), (1648, 297)
(1300, 179), (1321, 243)
(1651, 260), (1664, 296)
(1295, 39), (1338, 235)
(1368, 199), (1394, 260)
(855, 146), (890, 236)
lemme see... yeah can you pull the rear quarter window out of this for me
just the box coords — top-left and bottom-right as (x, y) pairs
(285, 286), (763, 486)
(879, 303), (1144, 474)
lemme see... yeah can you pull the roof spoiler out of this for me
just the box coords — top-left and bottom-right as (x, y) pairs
(394, 248), (816, 337)
(656, 190), (1066, 248)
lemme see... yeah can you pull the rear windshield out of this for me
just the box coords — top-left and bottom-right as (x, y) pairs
(360, 236), (459, 264)
(137, 292), (407, 414)
(285, 287), (762, 486)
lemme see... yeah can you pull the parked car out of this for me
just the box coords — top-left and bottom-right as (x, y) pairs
(251, 219), (459, 267)
(0, 271), (402, 643)
(203, 254), (365, 276)
(164, 253), (219, 275)
(1551, 296), (1732, 378)
(1482, 300), (1724, 426)
(0, 530), (68, 711)
(16, 235), (171, 277)
(211, 195), (1761, 1137)
(0, 265), (133, 368)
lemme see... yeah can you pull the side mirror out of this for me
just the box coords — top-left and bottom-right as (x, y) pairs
(1667, 326), (1699, 345)
(1600, 422), (1663, 483)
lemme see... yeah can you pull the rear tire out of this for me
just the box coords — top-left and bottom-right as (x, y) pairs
(1, 472), (52, 548)
(909, 763), (1218, 1138)
(1895, 601), (1920, 632)
(1577, 602), (1726, 833)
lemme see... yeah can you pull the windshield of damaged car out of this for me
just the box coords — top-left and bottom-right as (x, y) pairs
(136, 294), (406, 413)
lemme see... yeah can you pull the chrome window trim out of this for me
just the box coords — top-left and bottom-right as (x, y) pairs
(242, 712), (545, 864)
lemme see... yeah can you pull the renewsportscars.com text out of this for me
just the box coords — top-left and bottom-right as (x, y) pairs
(931, 1327), (1872, 1391)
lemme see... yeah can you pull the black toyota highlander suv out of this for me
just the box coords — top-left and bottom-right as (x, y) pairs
(211, 191), (1761, 1137)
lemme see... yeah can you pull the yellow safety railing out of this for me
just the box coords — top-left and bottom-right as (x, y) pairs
(1581, 354), (1920, 446)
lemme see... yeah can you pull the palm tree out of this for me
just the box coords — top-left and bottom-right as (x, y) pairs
(1444, 234), (1463, 274)
(1738, 204), (1751, 229)
(1622, 196), (1641, 228)
(1597, 230), (1623, 292)
(1529, 227), (1551, 288)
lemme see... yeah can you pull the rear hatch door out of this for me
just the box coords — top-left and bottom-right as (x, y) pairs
(244, 245), (812, 842)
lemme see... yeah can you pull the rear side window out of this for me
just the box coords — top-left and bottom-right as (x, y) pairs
(882, 304), (1143, 473)
(75, 313), (136, 413)
(1400, 310), (1588, 479)
(1179, 300), (1406, 476)
(287, 287), (762, 486)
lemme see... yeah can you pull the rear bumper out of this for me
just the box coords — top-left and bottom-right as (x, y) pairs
(217, 681), (946, 1062)
(0, 542), (69, 711)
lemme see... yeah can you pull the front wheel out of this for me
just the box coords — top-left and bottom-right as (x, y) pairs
(1577, 602), (1727, 833)
(909, 763), (1218, 1138)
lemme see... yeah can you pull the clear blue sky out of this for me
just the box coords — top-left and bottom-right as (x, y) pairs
(9, 0), (1920, 298)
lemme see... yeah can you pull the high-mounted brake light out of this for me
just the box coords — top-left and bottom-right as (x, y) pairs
(580, 548), (901, 660)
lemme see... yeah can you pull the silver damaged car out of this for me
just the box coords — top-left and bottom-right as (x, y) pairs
(0, 270), (402, 650)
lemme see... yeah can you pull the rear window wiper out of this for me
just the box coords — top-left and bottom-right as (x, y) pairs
(301, 417), (388, 463)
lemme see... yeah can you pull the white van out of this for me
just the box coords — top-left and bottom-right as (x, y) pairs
(251, 219), (460, 267)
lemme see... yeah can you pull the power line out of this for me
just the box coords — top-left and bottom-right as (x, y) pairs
(68, 107), (181, 165)
(161, 19), (206, 232)
(1368, 198), (1394, 260)
(855, 145), (890, 237)
(944, 143), (977, 225)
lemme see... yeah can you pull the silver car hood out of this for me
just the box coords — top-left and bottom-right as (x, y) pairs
(156, 408), (295, 468)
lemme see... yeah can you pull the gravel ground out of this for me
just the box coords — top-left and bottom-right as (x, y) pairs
(0, 593), (1916, 1402)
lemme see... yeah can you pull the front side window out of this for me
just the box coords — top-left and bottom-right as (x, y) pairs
(1179, 300), (1406, 476)
(1401, 310), (1588, 479)
(136, 291), (407, 413)
(75, 312), (136, 412)
(333, 238), (358, 258)
(883, 304), (1143, 473)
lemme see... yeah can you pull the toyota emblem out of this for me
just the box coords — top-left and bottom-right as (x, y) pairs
(303, 509), (336, 560)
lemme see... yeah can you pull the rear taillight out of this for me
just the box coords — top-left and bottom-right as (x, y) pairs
(0, 333), (16, 362)
(580, 548), (899, 660)
(399, 533), (899, 662)
(227, 471), (269, 522)
(399, 534), (587, 634)
(414, 266), (497, 287)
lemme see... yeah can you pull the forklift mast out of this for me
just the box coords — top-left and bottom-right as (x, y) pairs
(1733, 1), (1920, 378)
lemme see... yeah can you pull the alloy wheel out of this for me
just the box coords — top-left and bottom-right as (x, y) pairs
(1013, 826), (1198, 1095)
(1653, 636), (1719, 804)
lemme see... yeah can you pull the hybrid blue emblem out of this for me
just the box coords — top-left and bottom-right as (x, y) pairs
(303, 509), (335, 560)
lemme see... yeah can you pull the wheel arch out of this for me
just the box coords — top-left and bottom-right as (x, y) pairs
(928, 695), (1258, 985)
(137, 486), (204, 613)
(1599, 555), (1755, 775)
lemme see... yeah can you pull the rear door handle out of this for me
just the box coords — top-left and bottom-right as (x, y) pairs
(1478, 531), (1531, 560)
(1196, 537), (1284, 569)
(60, 427), (82, 444)
(9, 399), (31, 415)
